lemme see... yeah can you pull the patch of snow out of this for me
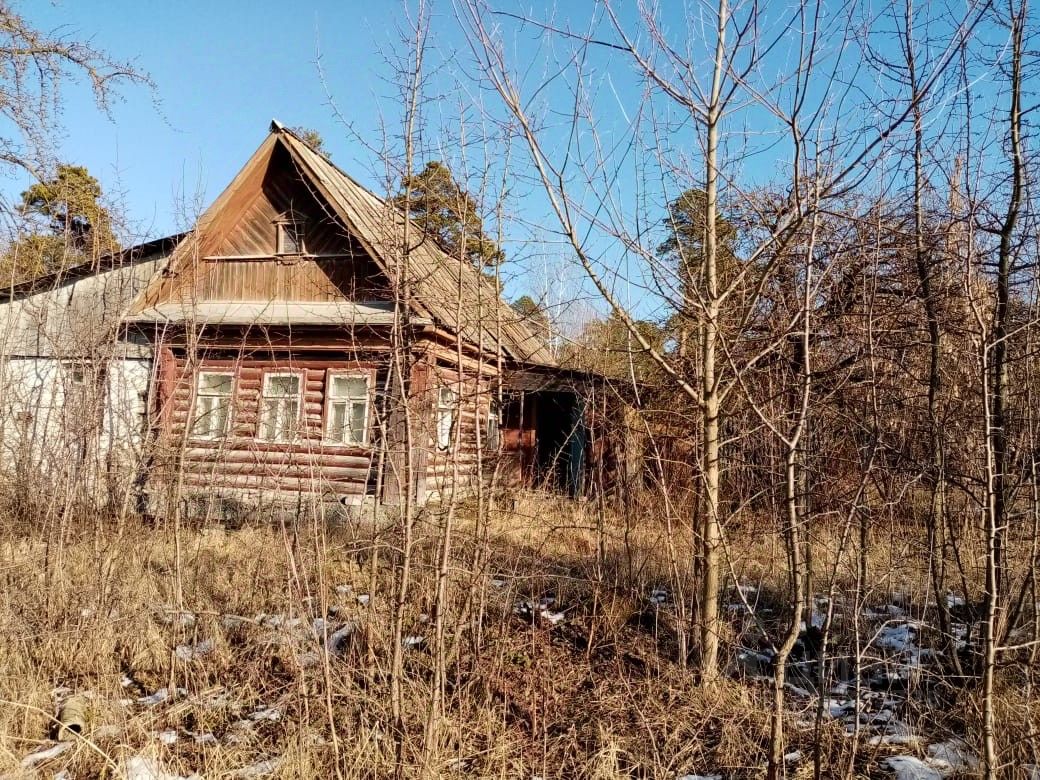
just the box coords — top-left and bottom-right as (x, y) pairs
(824, 698), (855, 718)
(735, 649), (773, 678)
(356, 594), (371, 607)
(784, 750), (802, 763)
(945, 593), (966, 608)
(221, 614), (249, 630)
(335, 584), (353, 595)
(868, 733), (922, 747)
(649, 589), (670, 604)
(258, 613), (304, 630)
(249, 706), (282, 722)
(156, 729), (178, 745)
(490, 578), (508, 588)
(53, 770), (72, 780)
(192, 732), (218, 745)
(926, 739), (978, 772)
(21, 742), (71, 767)
(158, 609), (196, 629)
(678, 775), (722, 780)
(875, 622), (921, 652)
(882, 756), (942, 780)
(324, 622), (358, 655)
(121, 755), (200, 780)
(174, 639), (214, 661)
(137, 687), (185, 707)
(514, 599), (566, 627)
(785, 683), (813, 698)
(403, 635), (425, 649)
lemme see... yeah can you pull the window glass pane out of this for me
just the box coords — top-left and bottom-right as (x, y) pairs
(349, 401), (367, 443)
(331, 375), (367, 398)
(328, 401), (348, 443)
(260, 375), (301, 441)
(284, 399), (299, 430)
(266, 375), (300, 397)
(487, 404), (501, 451)
(209, 402), (229, 436)
(199, 373), (233, 395)
(279, 223), (300, 253)
(261, 399), (279, 440)
(193, 373), (233, 437)
(437, 387), (456, 450)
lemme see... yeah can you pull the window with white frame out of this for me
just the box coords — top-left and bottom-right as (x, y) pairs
(260, 373), (302, 441)
(325, 373), (369, 445)
(192, 372), (233, 439)
(486, 400), (501, 451)
(436, 386), (456, 451)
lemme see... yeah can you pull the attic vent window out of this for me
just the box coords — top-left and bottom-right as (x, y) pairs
(275, 214), (306, 255)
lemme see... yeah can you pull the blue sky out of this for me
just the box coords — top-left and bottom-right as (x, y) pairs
(12, 1), (1013, 323)
(23, 1), (423, 240)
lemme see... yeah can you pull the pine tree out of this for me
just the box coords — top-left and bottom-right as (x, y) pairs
(393, 161), (504, 269)
(2, 164), (120, 281)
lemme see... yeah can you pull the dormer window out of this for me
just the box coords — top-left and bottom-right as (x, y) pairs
(275, 212), (306, 255)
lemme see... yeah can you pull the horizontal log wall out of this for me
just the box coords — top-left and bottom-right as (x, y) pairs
(157, 351), (382, 498)
(421, 360), (496, 498)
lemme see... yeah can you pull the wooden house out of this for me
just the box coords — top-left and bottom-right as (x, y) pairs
(0, 122), (605, 514)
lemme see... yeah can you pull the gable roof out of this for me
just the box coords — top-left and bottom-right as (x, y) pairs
(134, 122), (555, 367)
(270, 122), (555, 367)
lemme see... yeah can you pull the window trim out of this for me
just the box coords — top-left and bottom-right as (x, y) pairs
(322, 368), (375, 447)
(436, 385), (457, 452)
(257, 369), (306, 442)
(485, 399), (502, 452)
(190, 370), (235, 440)
(274, 212), (307, 255)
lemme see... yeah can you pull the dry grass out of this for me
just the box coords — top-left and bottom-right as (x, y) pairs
(0, 491), (1023, 778)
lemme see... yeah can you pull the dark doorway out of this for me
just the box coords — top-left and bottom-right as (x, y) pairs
(534, 391), (586, 496)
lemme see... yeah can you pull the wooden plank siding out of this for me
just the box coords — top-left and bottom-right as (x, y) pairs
(191, 257), (385, 303)
(151, 143), (390, 307)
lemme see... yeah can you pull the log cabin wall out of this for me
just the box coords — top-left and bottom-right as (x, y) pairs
(416, 354), (500, 501)
(156, 346), (385, 501)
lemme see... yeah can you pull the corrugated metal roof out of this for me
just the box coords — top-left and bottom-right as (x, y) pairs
(130, 300), (429, 327)
(271, 123), (556, 367)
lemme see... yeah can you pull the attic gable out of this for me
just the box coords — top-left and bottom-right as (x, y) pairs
(213, 143), (346, 258)
(136, 138), (390, 308)
(133, 121), (555, 367)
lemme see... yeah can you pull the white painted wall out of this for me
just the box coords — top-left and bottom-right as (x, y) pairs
(0, 356), (153, 487)
(0, 249), (169, 497)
